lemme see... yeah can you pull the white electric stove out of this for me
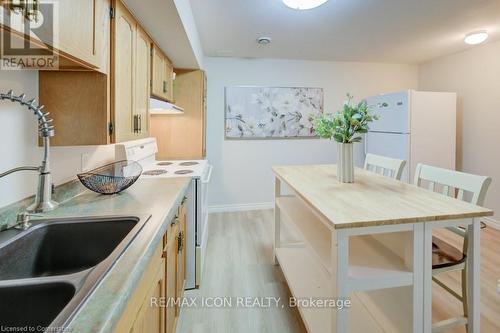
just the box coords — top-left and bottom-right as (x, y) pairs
(115, 138), (212, 289)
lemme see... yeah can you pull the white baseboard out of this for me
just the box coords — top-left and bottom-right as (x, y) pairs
(208, 202), (274, 213)
(483, 217), (500, 231)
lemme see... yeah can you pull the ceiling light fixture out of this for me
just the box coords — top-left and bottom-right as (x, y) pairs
(282, 0), (329, 10)
(464, 31), (488, 45)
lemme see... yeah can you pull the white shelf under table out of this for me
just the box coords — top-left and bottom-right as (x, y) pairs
(277, 196), (413, 290)
(275, 246), (386, 333)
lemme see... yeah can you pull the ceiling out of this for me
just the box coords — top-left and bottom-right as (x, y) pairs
(124, 0), (201, 68)
(190, 0), (500, 64)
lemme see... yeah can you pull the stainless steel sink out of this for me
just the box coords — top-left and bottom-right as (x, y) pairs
(0, 280), (76, 329)
(0, 215), (150, 331)
(0, 218), (139, 280)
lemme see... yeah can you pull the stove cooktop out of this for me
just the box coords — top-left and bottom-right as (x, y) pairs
(140, 159), (208, 178)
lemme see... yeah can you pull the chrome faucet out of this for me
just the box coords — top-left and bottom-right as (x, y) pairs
(0, 90), (58, 213)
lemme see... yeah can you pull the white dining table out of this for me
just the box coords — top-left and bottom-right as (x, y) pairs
(272, 164), (493, 333)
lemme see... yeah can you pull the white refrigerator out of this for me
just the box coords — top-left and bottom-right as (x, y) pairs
(364, 90), (457, 182)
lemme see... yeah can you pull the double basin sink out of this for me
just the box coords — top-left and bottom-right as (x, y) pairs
(0, 215), (150, 331)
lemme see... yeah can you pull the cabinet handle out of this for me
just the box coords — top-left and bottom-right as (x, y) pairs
(171, 216), (178, 226)
(8, 0), (38, 22)
(133, 115), (139, 133)
(177, 231), (184, 253)
(163, 81), (167, 93)
(181, 196), (187, 204)
(9, 0), (25, 14)
(26, 0), (38, 22)
(133, 114), (143, 133)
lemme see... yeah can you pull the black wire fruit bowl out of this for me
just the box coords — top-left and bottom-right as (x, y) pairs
(77, 160), (143, 195)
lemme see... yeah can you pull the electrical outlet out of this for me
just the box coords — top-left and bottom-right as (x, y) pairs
(81, 153), (89, 172)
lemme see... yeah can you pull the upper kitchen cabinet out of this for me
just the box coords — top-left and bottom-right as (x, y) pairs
(151, 45), (174, 102)
(112, 0), (151, 142)
(39, 0), (154, 145)
(58, 0), (110, 72)
(112, 0), (135, 143)
(151, 70), (206, 159)
(0, 0), (110, 73)
(134, 26), (152, 139)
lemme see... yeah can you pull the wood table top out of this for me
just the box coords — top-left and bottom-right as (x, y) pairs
(272, 165), (493, 229)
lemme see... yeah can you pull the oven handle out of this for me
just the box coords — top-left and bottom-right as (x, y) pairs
(202, 165), (213, 184)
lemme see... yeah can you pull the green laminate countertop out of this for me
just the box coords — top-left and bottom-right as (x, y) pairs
(38, 177), (191, 332)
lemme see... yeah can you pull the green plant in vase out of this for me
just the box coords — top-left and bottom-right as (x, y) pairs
(314, 94), (379, 182)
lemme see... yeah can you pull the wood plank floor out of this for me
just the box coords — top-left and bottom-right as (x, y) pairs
(177, 210), (500, 333)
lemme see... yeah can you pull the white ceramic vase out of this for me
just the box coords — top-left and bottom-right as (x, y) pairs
(337, 142), (354, 183)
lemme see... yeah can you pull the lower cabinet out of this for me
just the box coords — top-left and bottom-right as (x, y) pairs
(130, 259), (165, 333)
(176, 198), (187, 317)
(165, 222), (178, 333)
(115, 199), (188, 333)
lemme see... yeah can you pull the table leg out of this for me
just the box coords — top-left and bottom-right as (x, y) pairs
(412, 223), (424, 333)
(331, 229), (349, 333)
(467, 219), (481, 332)
(273, 177), (281, 265)
(423, 222), (433, 333)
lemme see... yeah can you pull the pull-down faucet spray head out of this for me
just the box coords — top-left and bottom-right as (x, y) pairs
(0, 90), (58, 213)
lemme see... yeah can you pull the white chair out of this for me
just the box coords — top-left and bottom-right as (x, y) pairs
(364, 153), (406, 180)
(413, 163), (491, 332)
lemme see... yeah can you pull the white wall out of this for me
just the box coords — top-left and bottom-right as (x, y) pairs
(205, 57), (418, 208)
(0, 71), (116, 208)
(419, 40), (500, 219)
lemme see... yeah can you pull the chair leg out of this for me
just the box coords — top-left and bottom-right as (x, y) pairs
(462, 266), (469, 333)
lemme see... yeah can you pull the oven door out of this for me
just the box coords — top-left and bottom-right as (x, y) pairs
(195, 164), (212, 287)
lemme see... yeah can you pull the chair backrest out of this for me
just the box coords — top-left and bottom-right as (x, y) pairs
(413, 164), (491, 206)
(364, 153), (406, 180)
(413, 164), (491, 251)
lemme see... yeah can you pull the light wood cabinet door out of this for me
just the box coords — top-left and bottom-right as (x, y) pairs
(151, 45), (174, 102)
(165, 225), (178, 333)
(151, 45), (165, 99)
(151, 70), (206, 159)
(163, 58), (174, 102)
(0, 0), (109, 71)
(142, 259), (166, 333)
(112, 0), (136, 143)
(58, 0), (109, 71)
(115, 202), (188, 333)
(130, 259), (166, 333)
(114, 240), (165, 333)
(134, 26), (151, 138)
(177, 198), (187, 308)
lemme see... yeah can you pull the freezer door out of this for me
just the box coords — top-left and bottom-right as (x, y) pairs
(366, 91), (409, 133)
(365, 131), (410, 182)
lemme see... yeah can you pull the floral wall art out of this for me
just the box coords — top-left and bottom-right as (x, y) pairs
(225, 86), (324, 139)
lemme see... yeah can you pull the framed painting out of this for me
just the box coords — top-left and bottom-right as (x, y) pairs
(224, 86), (324, 139)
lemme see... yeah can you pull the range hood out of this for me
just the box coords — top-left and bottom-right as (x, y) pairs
(149, 97), (184, 115)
